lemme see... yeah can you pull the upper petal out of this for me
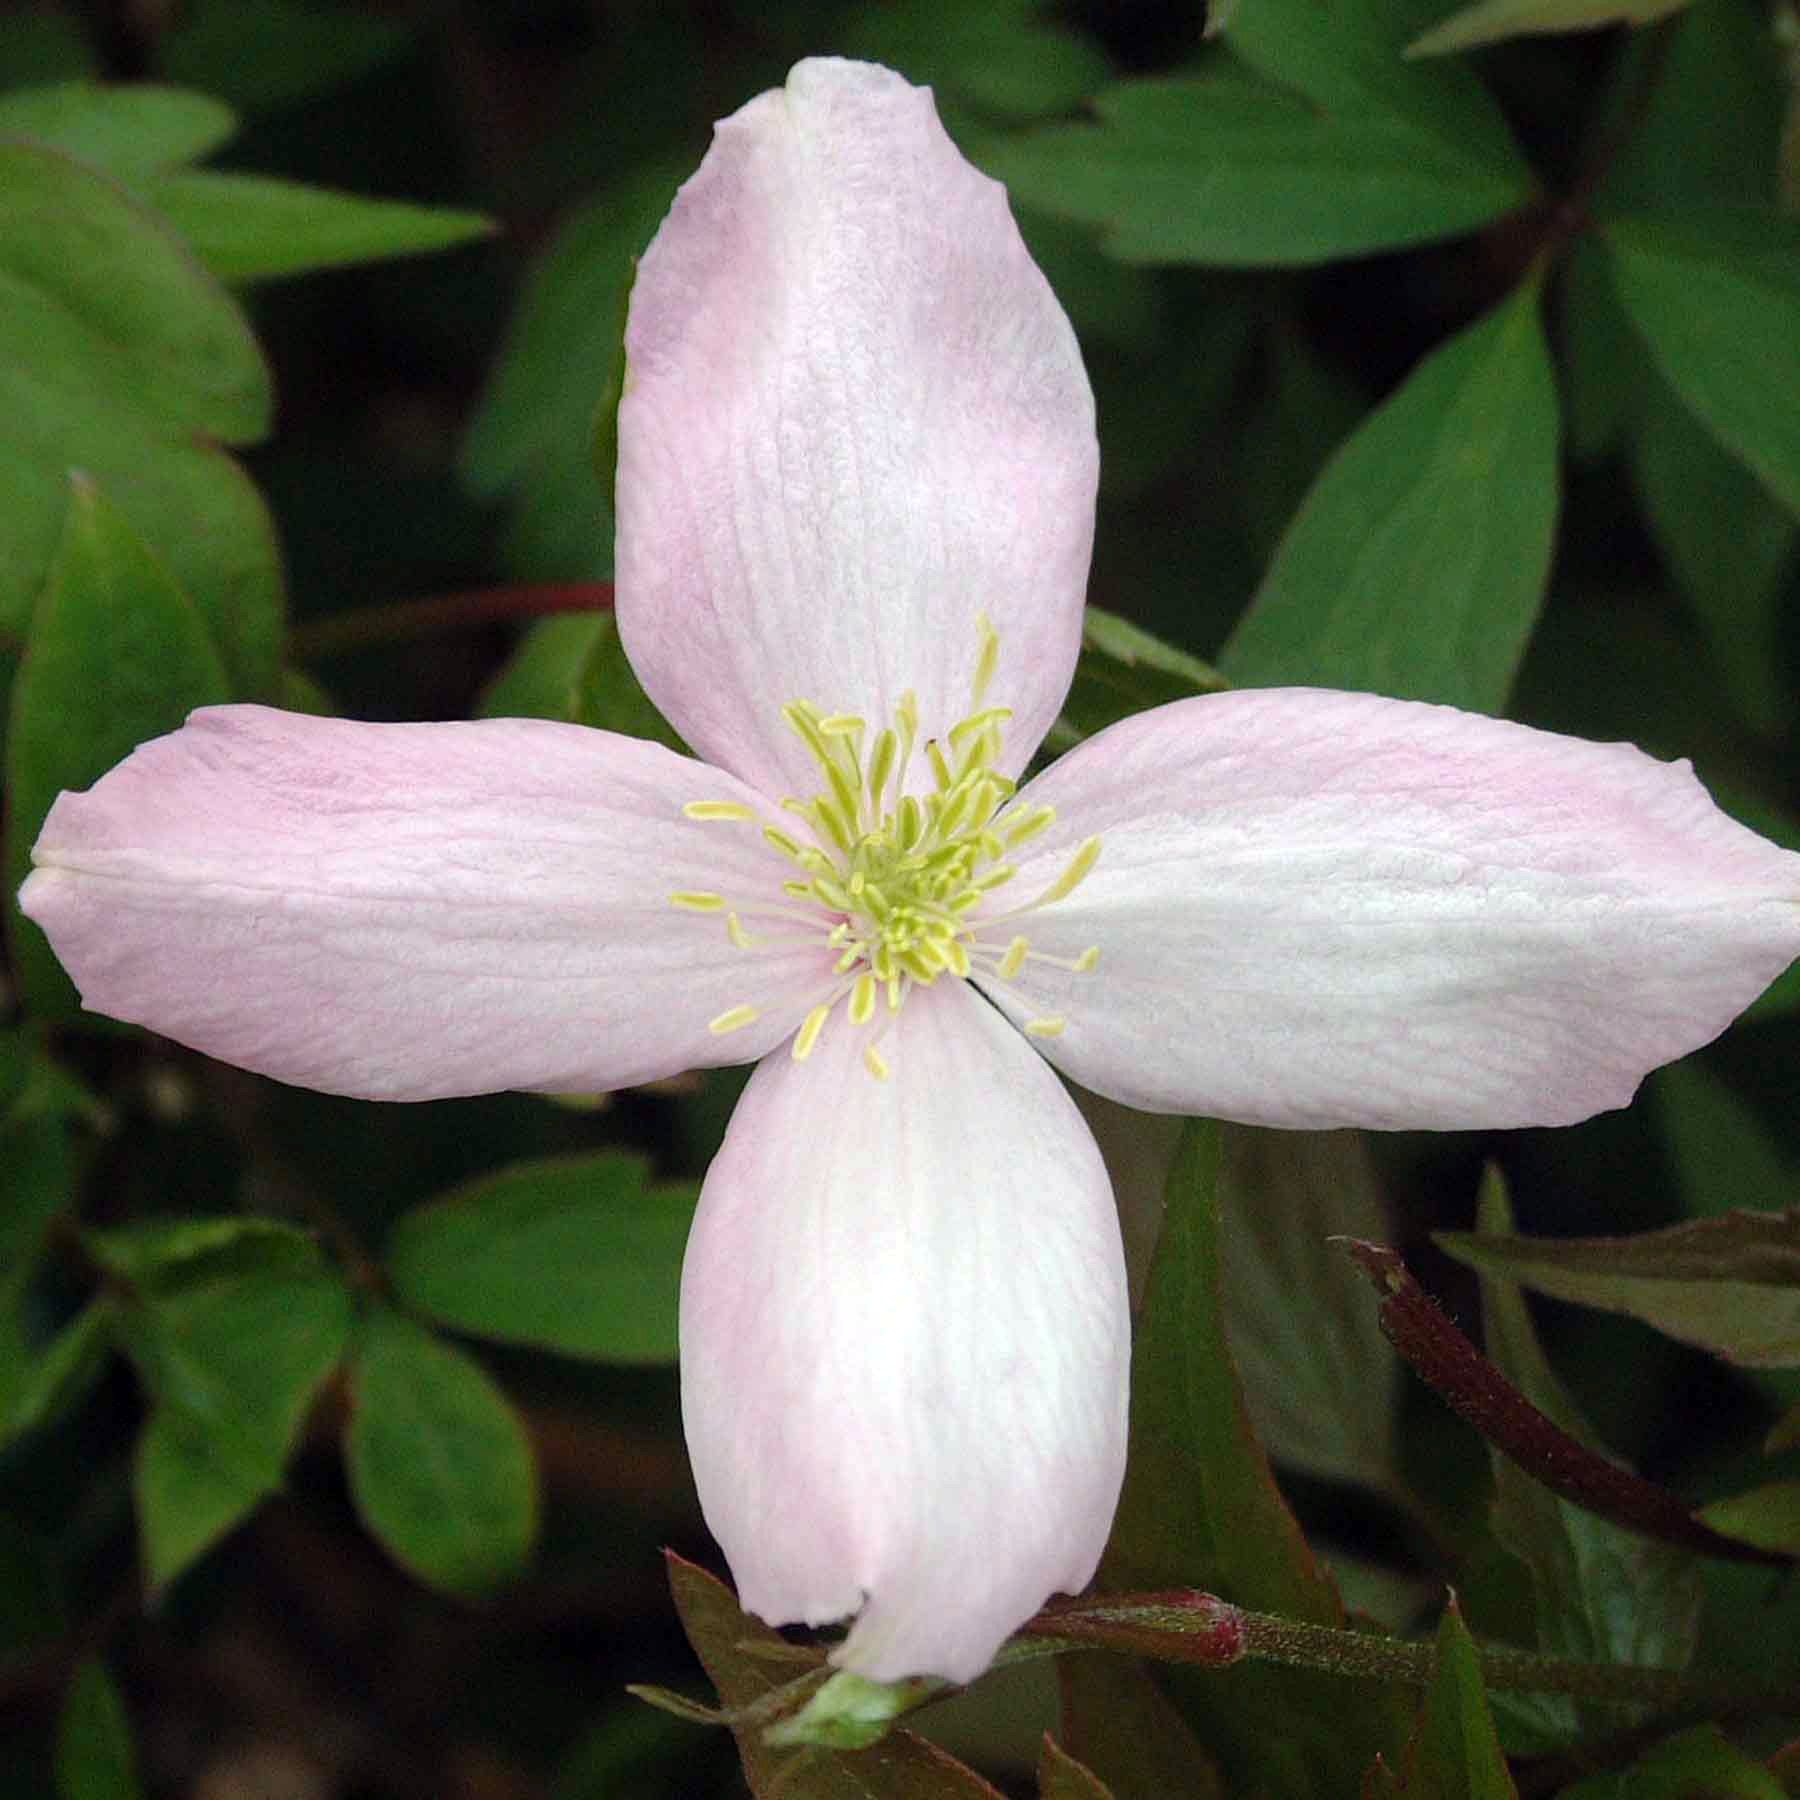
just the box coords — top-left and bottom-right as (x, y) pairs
(981, 689), (1800, 1130)
(680, 978), (1128, 1684)
(615, 58), (1096, 797)
(20, 705), (830, 1099)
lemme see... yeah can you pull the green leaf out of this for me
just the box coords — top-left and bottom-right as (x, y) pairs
(387, 1153), (696, 1365)
(1562, 1726), (1788, 1800)
(3, 1301), (113, 1447)
(1221, 281), (1558, 710)
(0, 81), (235, 178)
(1438, 1208), (1800, 1367)
(663, 1552), (1006, 1798)
(1407, 0), (1688, 57)
(1557, 235), (1643, 467)
(149, 170), (492, 283)
(462, 166), (680, 581)
(1630, 367), (1795, 736)
(477, 614), (610, 722)
(0, 144), (282, 692)
(54, 1661), (142, 1800)
(345, 1308), (537, 1599)
(157, 0), (409, 114)
(1604, 209), (1800, 516)
(1049, 606), (1227, 748)
(0, 142), (266, 439)
(1218, 1127), (1405, 1499)
(1472, 1169), (1700, 1746)
(1099, 1118), (1408, 1795)
(839, 0), (1109, 123)
(988, 62), (1531, 267)
(1696, 1482), (1800, 1555)
(1405, 1601), (1518, 1800)
(130, 1265), (351, 1588)
(1654, 1061), (1799, 1221)
(84, 1215), (321, 1287)
(1038, 1736), (1116, 1800)
(6, 477), (232, 1016)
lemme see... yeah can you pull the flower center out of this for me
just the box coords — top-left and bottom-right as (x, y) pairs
(670, 621), (1100, 1078)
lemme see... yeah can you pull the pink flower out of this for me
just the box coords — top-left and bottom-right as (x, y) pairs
(19, 59), (1800, 1684)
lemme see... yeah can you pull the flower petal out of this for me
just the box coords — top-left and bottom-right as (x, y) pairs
(615, 58), (1096, 797)
(983, 689), (1800, 1130)
(679, 978), (1128, 1684)
(20, 705), (832, 1099)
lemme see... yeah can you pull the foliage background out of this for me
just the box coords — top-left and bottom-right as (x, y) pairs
(0, 0), (1797, 1795)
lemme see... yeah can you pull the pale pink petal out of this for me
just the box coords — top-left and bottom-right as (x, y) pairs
(981, 689), (1800, 1130)
(20, 706), (831, 1099)
(680, 978), (1128, 1684)
(615, 58), (1096, 799)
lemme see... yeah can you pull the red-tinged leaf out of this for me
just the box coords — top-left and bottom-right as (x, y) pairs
(1436, 1209), (1800, 1368)
(1056, 1657), (1225, 1800)
(1090, 1120), (1409, 1795)
(1404, 1600), (1519, 1800)
(663, 1553), (1006, 1799)
(1022, 1591), (1246, 1667)
(1038, 1735), (1115, 1800)
(1340, 1239), (1785, 1567)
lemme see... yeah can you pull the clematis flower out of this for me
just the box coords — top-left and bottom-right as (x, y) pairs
(19, 58), (1800, 1686)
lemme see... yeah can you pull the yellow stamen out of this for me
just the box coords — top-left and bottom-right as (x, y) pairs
(684, 800), (756, 823)
(709, 1005), (760, 1035)
(863, 1043), (890, 1080)
(999, 935), (1029, 979)
(671, 891), (726, 912)
(1033, 836), (1102, 908)
(972, 612), (1000, 705)
(1024, 1015), (1067, 1039)
(793, 1004), (831, 1061)
(849, 973), (877, 1026)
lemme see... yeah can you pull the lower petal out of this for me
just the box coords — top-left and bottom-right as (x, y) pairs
(20, 706), (826, 1099)
(679, 980), (1128, 1684)
(985, 689), (1800, 1130)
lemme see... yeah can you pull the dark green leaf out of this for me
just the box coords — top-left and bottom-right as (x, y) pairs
(1038, 1735), (1116, 1800)
(1407, 0), (1688, 56)
(1099, 1119), (1408, 1795)
(131, 1265), (351, 1588)
(988, 63), (1531, 268)
(1218, 1127), (1405, 1499)
(1654, 1061), (1798, 1220)
(345, 1308), (537, 1599)
(387, 1153), (696, 1365)
(462, 166), (680, 581)
(84, 1215), (321, 1287)
(1561, 1726), (1788, 1800)
(1604, 209), (1800, 515)
(664, 1552), (1006, 1798)
(1557, 237), (1641, 466)
(0, 145), (282, 690)
(0, 81), (234, 178)
(157, 0), (409, 114)
(1472, 1169), (1699, 1746)
(1439, 1207), (1800, 1367)
(1049, 606), (1227, 749)
(2, 1301), (113, 1447)
(1597, 0), (1787, 214)
(54, 1661), (142, 1800)
(839, 0), (1108, 123)
(150, 170), (492, 283)
(1405, 1601), (1518, 1800)
(0, 1517), (65, 1656)
(6, 477), (232, 1016)
(477, 615), (611, 722)
(1696, 1482), (1800, 1555)
(1221, 281), (1558, 710)
(1630, 367), (1795, 735)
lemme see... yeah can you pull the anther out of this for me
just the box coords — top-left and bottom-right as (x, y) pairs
(849, 974), (877, 1026)
(1024, 1016), (1068, 1038)
(709, 1005), (761, 1035)
(671, 891), (727, 912)
(793, 1004), (831, 1061)
(684, 800), (756, 823)
(863, 1043), (891, 1080)
(999, 936), (1029, 979)
(726, 913), (755, 950)
(1033, 836), (1102, 908)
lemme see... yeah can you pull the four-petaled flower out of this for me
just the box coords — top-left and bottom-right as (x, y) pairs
(20, 59), (1800, 1684)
